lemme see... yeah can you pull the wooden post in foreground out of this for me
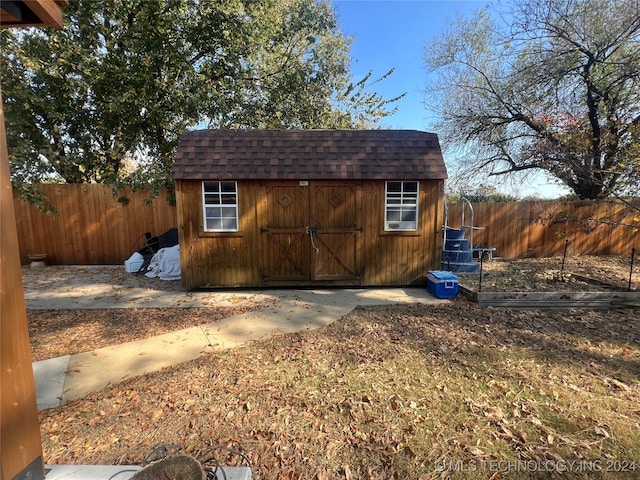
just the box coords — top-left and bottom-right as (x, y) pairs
(1, 4), (67, 478)
(0, 88), (45, 480)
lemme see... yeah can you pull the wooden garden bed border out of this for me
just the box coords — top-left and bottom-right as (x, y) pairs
(459, 272), (639, 310)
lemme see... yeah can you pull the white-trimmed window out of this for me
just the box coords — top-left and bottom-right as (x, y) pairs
(202, 181), (238, 232)
(385, 181), (419, 231)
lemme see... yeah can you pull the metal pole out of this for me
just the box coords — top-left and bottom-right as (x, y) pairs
(443, 200), (448, 270)
(561, 239), (570, 277)
(461, 197), (475, 251)
(479, 251), (485, 292)
(629, 247), (636, 292)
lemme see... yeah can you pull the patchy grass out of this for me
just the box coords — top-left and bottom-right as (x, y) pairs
(40, 299), (640, 479)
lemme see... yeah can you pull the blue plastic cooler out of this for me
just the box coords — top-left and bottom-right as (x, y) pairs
(427, 270), (459, 299)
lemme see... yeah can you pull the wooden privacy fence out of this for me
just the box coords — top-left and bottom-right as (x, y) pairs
(13, 185), (639, 265)
(447, 199), (639, 258)
(14, 184), (177, 265)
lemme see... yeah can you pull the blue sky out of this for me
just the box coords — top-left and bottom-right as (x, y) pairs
(333, 0), (487, 130)
(333, 0), (569, 198)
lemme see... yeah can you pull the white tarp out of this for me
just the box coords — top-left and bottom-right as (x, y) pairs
(145, 244), (181, 281)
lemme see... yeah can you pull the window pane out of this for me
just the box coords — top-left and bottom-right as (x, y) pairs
(221, 206), (236, 217)
(204, 193), (219, 204)
(221, 182), (236, 192)
(205, 206), (222, 219)
(202, 180), (239, 232)
(385, 181), (419, 231)
(387, 182), (401, 192)
(400, 221), (417, 229)
(222, 218), (237, 230)
(387, 209), (401, 221)
(206, 218), (221, 230)
(401, 209), (416, 222)
(204, 181), (220, 193)
(403, 182), (418, 192)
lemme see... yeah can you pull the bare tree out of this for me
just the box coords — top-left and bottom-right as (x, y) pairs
(424, 0), (640, 200)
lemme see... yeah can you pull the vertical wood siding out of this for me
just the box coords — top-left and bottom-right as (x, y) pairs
(360, 180), (443, 286)
(177, 179), (444, 288)
(176, 180), (261, 288)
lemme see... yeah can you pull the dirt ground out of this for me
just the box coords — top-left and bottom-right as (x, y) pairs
(30, 255), (640, 479)
(459, 254), (636, 292)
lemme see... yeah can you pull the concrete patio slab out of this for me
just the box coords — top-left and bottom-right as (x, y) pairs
(33, 355), (70, 410)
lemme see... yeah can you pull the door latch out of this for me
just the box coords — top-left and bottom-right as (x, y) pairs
(306, 226), (320, 254)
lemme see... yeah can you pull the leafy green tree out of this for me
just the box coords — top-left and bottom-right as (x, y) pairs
(424, 0), (640, 200)
(332, 69), (405, 129)
(1, 0), (401, 202)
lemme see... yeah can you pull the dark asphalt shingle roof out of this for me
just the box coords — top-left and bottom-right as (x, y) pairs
(172, 129), (447, 181)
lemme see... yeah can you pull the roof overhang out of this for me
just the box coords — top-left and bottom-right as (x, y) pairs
(1, 0), (67, 29)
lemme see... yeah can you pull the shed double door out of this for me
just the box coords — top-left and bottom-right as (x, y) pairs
(261, 181), (362, 284)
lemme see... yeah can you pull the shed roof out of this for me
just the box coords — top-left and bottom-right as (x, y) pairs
(172, 129), (447, 181)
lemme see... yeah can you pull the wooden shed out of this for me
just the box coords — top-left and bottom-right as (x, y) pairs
(172, 129), (447, 288)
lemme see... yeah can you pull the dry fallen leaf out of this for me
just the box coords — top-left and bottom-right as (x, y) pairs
(344, 465), (353, 480)
(466, 446), (485, 457)
(30, 256), (640, 480)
